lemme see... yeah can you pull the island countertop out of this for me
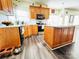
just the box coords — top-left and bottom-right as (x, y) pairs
(45, 24), (78, 28)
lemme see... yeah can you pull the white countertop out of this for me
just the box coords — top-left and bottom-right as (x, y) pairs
(45, 24), (78, 27)
(46, 14), (79, 28)
(0, 25), (24, 28)
(0, 24), (38, 28)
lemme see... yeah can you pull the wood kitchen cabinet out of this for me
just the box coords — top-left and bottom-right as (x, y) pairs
(31, 25), (38, 35)
(44, 26), (75, 48)
(0, 27), (21, 51)
(30, 6), (36, 19)
(24, 25), (32, 38)
(30, 6), (50, 19)
(44, 26), (54, 47)
(40, 8), (49, 19)
(0, 0), (13, 11)
(24, 25), (28, 38)
(67, 27), (75, 43)
(53, 28), (62, 47)
(60, 27), (74, 45)
(7, 0), (13, 12)
(24, 25), (38, 38)
(27, 25), (32, 37)
(0, 28), (6, 50)
(0, 0), (2, 10)
(60, 28), (68, 45)
(0, 0), (8, 10)
(5, 27), (21, 48)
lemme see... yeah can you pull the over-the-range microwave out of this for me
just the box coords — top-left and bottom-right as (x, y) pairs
(36, 14), (45, 20)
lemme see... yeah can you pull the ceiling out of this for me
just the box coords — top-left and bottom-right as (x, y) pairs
(47, 0), (79, 7)
(13, 0), (79, 10)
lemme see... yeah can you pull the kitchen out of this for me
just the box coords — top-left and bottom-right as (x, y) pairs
(0, 0), (79, 59)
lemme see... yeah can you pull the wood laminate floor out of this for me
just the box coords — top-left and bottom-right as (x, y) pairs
(52, 27), (79, 59)
(2, 35), (57, 59)
(2, 28), (79, 59)
(52, 43), (79, 59)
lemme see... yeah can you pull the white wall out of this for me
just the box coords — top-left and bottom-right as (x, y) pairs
(46, 14), (63, 26)
(0, 14), (7, 22)
(46, 12), (79, 26)
(0, 2), (31, 24)
(73, 15), (79, 25)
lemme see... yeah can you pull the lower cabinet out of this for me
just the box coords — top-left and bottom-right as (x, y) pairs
(44, 26), (75, 48)
(31, 25), (38, 35)
(44, 26), (54, 47)
(24, 25), (38, 38)
(24, 25), (28, 38)
(27, 25), (32, 37)
(0, 27), (21, 51)
(67, 27), (75, 43)
(24, 25), (32, 38)
(53, 28), (62, 48)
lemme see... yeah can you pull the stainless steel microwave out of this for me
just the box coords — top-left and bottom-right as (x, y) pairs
(36, 14), (45, 20)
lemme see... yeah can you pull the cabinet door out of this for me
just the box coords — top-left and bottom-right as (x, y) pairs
(0, 27), (21, 50)
(61, 28), (68, 44)
(44, 26), (48, 43)
(30, 6), (36, 19)
(0, 0), (8, 11)
(36, 7), (41, 14)
(40, 8), (45, 15)
(27, 25), (32, 37)
(0, 0), (13, 11)
(44, 26), (54, 48)
(41, 8), (49, 19)
(67, 27), (75, 43)
(32, 25), (38, 35)
(0, 28), (6, 50)
(0, 0), (2, 10)
(5, 27), (21, 48)
(44, 8), (49, 19)
(53, 28), (62, 48)
(24, 25), (28, 38)
(7, 0), (13, 12)
(30, 7), (41, 19)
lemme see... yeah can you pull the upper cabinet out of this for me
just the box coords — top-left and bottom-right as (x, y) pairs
(0, 0), (13, 12)
(7, 0), (13, 12)
(30, 6), (50, 19)
(0, 1), (2, 10)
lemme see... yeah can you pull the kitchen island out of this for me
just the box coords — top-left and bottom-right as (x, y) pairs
(44, 25), (75, 50)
